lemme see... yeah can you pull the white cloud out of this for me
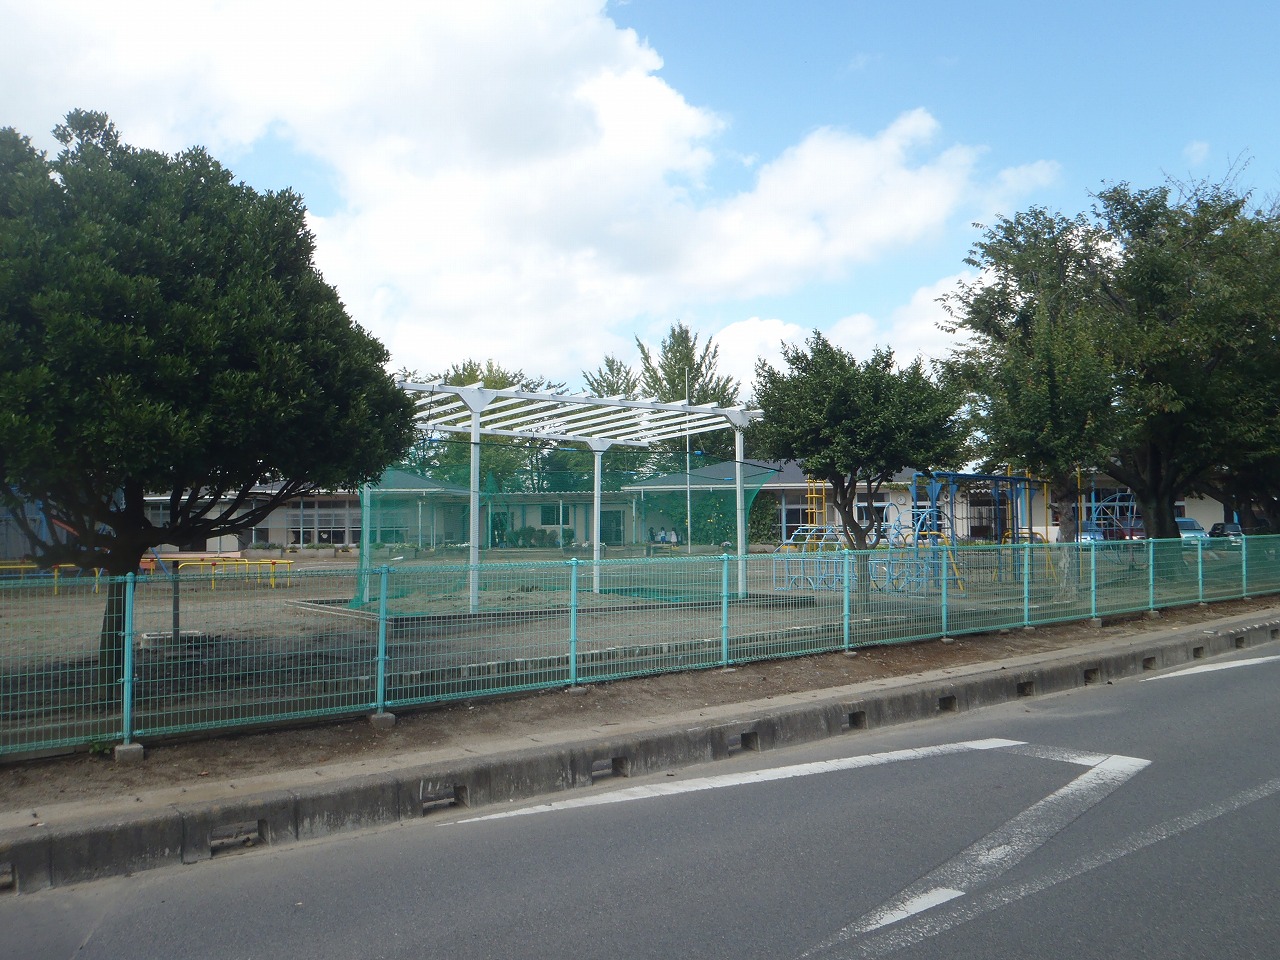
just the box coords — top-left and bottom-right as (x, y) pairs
(709, 271), (975, 400)
(877, 272), (974, 363)
(981, 160), (1062, 220)
(821, 273), (969, 365)
(711, 316), (809, 394)
(1183, 140), (1211, 167)
(1, 1), (1048, 389)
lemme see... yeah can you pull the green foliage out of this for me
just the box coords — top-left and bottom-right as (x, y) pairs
(947, 181), (1280, 540)
(1095, 182), (1280, 537)
(636, 322), (739, 459)
(426, 358), (564, 394)
(582, 355), (640, 399)
(636, 322), (739, 406)
(943, 207), (1120, 539)
(752, 333), (964, 549)
(0, 111), (416, 575)
(748, 491), (780, 543)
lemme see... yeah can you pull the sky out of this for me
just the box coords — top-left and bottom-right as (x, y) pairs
(3, 0), (1279, 398)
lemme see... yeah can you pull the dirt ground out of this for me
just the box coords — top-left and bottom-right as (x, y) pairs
(2, 597), (1273, 812)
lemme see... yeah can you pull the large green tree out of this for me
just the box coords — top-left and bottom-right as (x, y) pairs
(636, 321), (740, 460)
(636, 321), (739, 406)
(0, 112), (416, 688)
(582, 355), (640, 400)
(1094, 183), (1280, 539)
(752, 333), (965, 553)
(948, 182), (1280, 541)
(943, 207), (1120, 542)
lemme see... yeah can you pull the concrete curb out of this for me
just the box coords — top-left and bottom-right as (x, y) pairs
(4, 610), (1278, 893)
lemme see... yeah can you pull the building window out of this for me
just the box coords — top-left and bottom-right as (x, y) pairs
(540, 504), (562, 526)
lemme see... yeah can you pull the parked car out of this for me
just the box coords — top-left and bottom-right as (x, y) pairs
(1119, 521), (1147, 540)
(1078, 519), (1145, 541)
(1209, 522), (1244, 546)
(1077, 521), (1107, 543)
(1176, 517), (1209, 544)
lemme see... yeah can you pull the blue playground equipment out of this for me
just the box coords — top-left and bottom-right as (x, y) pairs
(772, 470), (1047, 593)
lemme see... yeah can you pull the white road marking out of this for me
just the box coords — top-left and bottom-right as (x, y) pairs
(866, 888), (964, 928)
(1002, 743), (1112, 767)
(805, 752), (1149, 952)
(825, 776), (1280, 958)
(455, 739), (1023, 823)
(1140, 654), (1280, 682)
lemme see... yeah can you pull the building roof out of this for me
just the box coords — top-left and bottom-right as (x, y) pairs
(623, 460), (779, 492)
(369, 467), (470, 496)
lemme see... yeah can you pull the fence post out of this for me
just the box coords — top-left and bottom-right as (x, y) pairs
(1089, 540), (1098, 621)
(569, 558), (580, 686)
(375, 564), (390, 714)
(1196, 538), (1204, 603)
(842, 549), (852, 652)
(171, 566), (180, 646)
(721, 553), (731, 666)
(1147, 537), (1156, 612)
(1242, 536), (1250, 598)
(1022, 539), (1031, 627)
(121, 573), (136, 745)
(940, 543), (949, 638)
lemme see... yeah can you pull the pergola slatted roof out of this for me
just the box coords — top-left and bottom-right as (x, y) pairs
(402, 381), (758, 447)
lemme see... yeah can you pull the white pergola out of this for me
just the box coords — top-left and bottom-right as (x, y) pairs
(377, 382), (762, 610)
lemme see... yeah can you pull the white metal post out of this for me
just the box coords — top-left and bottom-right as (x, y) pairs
(735, 426), (747, 597)
(469, 409), (480, 612)
(589, 440), (610, 594)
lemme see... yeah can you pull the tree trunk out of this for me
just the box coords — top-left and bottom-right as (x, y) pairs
(97, 549), (145, 705)
(1049, 481), (1081, 599)
(1134, 491), (1178, 541)
(1050, 481), (1079, 544)
(829, 486), (873, 601)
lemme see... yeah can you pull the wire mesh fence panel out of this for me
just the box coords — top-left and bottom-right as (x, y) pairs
(1148, 539), (1199, 609)
(7, 534), (1280, 757)
(0, 572), (120, 753)
(383, 561), (575, 703)
(1019, 543), (1096, 626)
(1244, 536), (1280, 595)
(129, 567), (370, 737)
(577, 556), (732, 680)
(858, 548), (947, 644)
(1200, 541), (1245, 602)
(947, 544), (1032, 636)
(1092, 541), (1154, 617)
(732, 554), (845, 663)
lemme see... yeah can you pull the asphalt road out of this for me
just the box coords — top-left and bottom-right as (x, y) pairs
(6, 641), (1280, 960)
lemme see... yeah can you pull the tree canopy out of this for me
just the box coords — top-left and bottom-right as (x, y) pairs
(0, 111), (417, 574)
(636, 321), (739, 407)
(581, 355), (640, 400)
(752, 333), (964, 550)
(942, 207), (1120, 540)
(947, 180), (1280, 539)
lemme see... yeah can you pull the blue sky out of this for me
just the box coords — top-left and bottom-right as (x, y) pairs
(3, 1), (1278, 396)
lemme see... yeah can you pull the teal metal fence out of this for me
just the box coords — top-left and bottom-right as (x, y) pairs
(2, 535), (1278, 757)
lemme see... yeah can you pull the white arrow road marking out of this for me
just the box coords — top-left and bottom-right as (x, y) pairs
(1141, 654), (1280, 682)
(802, 751), (1150, 957)
(822, 776), (1280, 959)
(455, 739), (1023, 823)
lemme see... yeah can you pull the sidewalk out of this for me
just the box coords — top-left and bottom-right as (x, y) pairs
(3, 600), (1279, 893)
